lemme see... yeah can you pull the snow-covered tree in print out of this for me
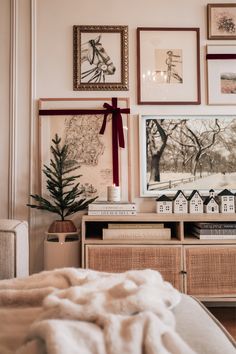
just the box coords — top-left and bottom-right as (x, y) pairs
(173, 119), (221, 176)
(143, 116), (236, 193)
(146, 119), (180, 182)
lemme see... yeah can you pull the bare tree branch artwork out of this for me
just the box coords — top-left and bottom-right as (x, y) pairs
(143, 116), (236, 192)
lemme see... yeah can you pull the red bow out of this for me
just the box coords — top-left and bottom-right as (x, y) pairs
(100, 97), (130, 186)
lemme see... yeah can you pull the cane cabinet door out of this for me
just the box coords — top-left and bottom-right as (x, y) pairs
(184, 245), (236, 296)
(85, 245), (183, 290)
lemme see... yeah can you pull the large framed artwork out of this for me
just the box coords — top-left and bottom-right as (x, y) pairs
(139, 115), (236, 197)
(73, 25), (129, 91)
(137, 27), (201, 105)
(39, 98), (130, 201)
(207, 3), (236, 40)
(207, 45), (236, 105)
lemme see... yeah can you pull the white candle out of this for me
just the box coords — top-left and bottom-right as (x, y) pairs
(107, 185), (120, 202)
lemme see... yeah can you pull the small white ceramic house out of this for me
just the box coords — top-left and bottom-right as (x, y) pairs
(173, 190), (188, 213)
(156, 195), (172, 214)
(204, 196), (219, 214)
(188, 190), (203, 214)
(218, 189), (235, 213)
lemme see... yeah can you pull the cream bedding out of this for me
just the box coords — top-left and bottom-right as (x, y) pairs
(0, 268), (196, 354)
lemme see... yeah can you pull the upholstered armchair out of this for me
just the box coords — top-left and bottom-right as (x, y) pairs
(0, 219), (29, 279)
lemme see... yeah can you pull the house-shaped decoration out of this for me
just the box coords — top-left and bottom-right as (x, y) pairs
(173, 190), (188, 213)
(188, 190), (203, 214)
(204, 196), (219, 214)
(218, 189), (235, 213)
(156, 195), (172, 214)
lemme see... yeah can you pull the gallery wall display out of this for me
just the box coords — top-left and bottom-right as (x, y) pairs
(207, 3), (236, 40)
(207, 45), (236, 105)
(139, 115), (236, 197)
(137, 27), (201, 105)
(39, 98), (130, 201)
(73, 25), (129, 91)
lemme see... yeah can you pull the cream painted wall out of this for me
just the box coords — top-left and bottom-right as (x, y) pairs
(36, 0), (236, 213)
(2, 0), (236, 273)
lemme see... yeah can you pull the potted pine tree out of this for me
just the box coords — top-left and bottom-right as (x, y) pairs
(27, 134), (97, 269)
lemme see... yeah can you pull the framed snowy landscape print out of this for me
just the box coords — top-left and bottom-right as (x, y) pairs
(207, 3), (236, 40)
(139, 115), (236, 197)
(137, 27), (201, 105)
(207, 45), (236, 105)
(39, 98), (130, 201)
(73, 25), (128, 91)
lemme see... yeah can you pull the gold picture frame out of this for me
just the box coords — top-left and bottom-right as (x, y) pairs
(73, 25), (129, 91)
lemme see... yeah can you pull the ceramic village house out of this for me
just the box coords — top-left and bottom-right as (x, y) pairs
(173, 190), (188, 213)
(218, 189), (235, 213)
(188, 190), (204, 214)
(156, 195), (172, 213)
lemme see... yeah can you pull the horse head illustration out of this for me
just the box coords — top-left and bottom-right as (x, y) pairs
(81, 35), (116, 83)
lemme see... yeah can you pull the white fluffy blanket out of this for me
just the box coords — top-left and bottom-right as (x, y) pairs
(0, 268), (196, 354)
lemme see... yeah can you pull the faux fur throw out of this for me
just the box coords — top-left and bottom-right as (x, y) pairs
(0, 268), (196, 354)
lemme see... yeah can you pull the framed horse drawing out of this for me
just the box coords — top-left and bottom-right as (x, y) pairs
(73, 25), (129, 91)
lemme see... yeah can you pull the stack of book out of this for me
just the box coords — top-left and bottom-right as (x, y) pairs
(192, 222), (236, 239)
(102, 223), (171, 240)
(88, 201), (137, 215)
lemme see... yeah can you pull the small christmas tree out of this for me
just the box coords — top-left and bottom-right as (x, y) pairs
(27, 134), (97, 220)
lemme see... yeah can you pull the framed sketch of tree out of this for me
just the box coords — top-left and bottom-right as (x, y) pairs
(73, 25), (129, 91)
(137, 27), (201, 105)
(207, 3), (236, 40)
(139, 115), (236, 197)
(39, 98), (130, 201)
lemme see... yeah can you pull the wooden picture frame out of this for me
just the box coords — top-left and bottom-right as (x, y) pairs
(39, 98), (130, 201)
(207, 45), (236, 105)
(73, 25), (129, 91)
(207, 3), (236, 40)
(137, 27), (201, 105)
(139, 114), (236, 197)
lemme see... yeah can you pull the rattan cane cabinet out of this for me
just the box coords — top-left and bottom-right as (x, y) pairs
(81, 213), (236, 302)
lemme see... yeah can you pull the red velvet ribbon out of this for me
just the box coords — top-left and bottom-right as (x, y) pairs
(99, 97), (129, 186)
(39, 98), (130, 187)
(206, 54), (236, 60)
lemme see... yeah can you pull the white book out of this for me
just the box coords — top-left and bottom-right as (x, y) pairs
(88, 210), (137, 216)
(88, 202), (136, 211)
(102, 228), (171, 240)
(195, 234), (236, 240)
(108, 223), (164, 229)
